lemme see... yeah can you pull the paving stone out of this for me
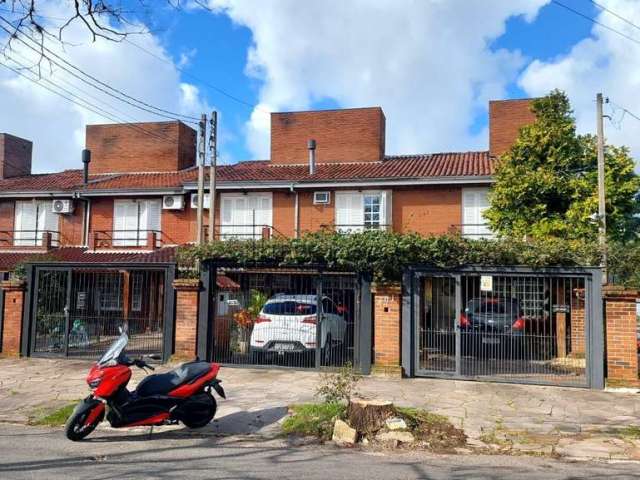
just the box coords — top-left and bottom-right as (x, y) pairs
(332, 419), (357, 445)
(385, 417), (407, 431)
(556, 436), (629, 459)
(376, 430), (415, 444)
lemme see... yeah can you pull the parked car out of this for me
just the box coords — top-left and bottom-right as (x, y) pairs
(460, 297), (527, 356)
(249, 294), (346, 361)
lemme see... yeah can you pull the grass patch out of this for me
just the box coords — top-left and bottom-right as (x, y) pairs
(282, 403), (346, 441)
(30, 402), (77, 427)
(395, 406), (467, 451)
(617, 425), (640, 439)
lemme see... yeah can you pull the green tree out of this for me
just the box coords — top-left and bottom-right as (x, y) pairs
(484, 90), (640, 242)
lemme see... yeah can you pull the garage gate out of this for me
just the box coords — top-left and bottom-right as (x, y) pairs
(402, 267), (604, 388)
(22, 263), (175, 361)
(196, 261), (372, 373)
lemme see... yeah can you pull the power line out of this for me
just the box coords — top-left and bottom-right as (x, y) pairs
(588, 0), (640, 34)
(0, 59), (183, 145)
(551, 0), (640, 46)
(0, 15), (201, 124)
(607, 99), (640, 124)
(0, 6), (269, 116)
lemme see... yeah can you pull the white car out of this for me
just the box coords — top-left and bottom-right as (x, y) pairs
(249, 294), (347, 359)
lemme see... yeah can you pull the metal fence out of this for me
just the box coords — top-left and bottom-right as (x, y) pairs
(402, 267), (604, 388)
(197, 262), (372, 373)
(23, 264), (175, 361)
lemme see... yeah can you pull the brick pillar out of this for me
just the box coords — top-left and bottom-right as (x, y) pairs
(604, 286), (639, 386)
(570, 288), (586, 355)
(371, 282), (402, 376)
(1, 280), (26, 356)
(173, 279), (200, 359)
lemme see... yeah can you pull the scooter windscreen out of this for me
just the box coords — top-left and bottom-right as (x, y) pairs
(98, 332), (129, 366)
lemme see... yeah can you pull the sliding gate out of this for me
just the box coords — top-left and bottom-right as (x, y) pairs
(23, 264), (175, 361)
(403, 267), (604, 388)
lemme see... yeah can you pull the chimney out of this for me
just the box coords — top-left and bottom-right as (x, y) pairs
(308, 139), (316, 175)
(0, 133), (32, 179)
(82, 149), (91, 185)
(489, 99), (537, 157)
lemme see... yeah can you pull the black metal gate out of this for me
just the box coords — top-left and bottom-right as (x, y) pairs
(402, 267), (604, 388)
(198, 262), (372, 373)
(24, 264), (175, 361)
(0, 271), (7, 353)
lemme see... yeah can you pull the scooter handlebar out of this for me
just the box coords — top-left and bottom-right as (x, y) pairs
(133, 358), (155, 371)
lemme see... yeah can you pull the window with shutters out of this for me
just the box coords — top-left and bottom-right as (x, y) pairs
(219, 193), (273, 239)
(113, 199), (161, 247)
(14, 200), (59, 246)
(335, 191), (391, 233)
(461, 188), (493, 239)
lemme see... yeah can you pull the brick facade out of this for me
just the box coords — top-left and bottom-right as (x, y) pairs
(173, 279), (200, 359)
(489, 99), (536, 158)
(570, 288), (586, 355)
(371, 282), (402, 376)
(0, 133), (32, 179)
(271, 108), (385, 165)
(86, 121), (196, 174)
(1, 280), (25, 356)
(604, 287), (639, 386)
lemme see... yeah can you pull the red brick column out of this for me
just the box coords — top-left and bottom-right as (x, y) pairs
(371, 282), (402, 376)
(570, 288), (586, 355)
(604, 286), (639, 386)
(173, 279), (201, 359)
(1, 280), (26, 357)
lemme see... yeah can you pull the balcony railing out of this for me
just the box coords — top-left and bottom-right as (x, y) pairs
(90, 230), (163, 250)
(204, 224), (283, 241)
(0, 230), (60, 249)
(320, 223), (392, 233)
(449, 224), (495, 239)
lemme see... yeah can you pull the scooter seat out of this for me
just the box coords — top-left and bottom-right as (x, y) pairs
(135, 361), (211, 397)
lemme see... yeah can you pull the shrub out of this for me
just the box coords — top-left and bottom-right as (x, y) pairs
(315, 362), (361, 404)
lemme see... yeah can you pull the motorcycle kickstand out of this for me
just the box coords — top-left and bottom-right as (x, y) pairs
(148, 425), (154, 439)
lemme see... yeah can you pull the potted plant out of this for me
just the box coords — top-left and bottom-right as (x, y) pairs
(232, 289), (268, 354)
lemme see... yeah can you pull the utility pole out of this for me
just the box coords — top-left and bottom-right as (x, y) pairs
(596, 93), (607, 283)
(208, 111), (217, 243)
(196, 113), (207, 246)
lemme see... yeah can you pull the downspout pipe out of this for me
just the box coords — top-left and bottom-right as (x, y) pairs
(290, 184), (299, 239)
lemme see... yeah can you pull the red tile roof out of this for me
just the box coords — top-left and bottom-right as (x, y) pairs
(0, 247), (177, 271)
(0, 151), (493, 194)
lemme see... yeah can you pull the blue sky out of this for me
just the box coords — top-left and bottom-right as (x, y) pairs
(1, 0), (639, 171)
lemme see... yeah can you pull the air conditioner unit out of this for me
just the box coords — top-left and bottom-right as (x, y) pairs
(313, 191), (330, 205)
(52, 199), (74, 214)
(162, 195), (185, 210)
(190, 193), (211, 209)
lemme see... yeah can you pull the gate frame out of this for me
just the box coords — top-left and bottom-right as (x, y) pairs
(402, 265), (604, 389)
(197, 260), (372, 374)
(21, 261), (176, 362)
(0, 271), (8, 353)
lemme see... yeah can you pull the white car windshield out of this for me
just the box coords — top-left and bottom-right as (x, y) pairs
(98, 332), (128, 366)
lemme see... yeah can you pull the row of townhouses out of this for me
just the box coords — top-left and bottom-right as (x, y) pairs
(0, 99), (533, 266)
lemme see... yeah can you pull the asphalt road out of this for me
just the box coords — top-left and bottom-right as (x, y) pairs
(0, 424), (639, 480)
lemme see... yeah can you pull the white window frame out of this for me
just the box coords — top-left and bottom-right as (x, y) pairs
(113, 199), (162, 247)
(219, 192), (273, 240)
(461, 187), (493, 239)
(313, 191), (331, 205)
(334, 190), (392, 233)
(13, 200), (59, 246)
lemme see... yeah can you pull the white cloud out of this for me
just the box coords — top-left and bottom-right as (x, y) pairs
(207, 0), (549, 159)
(519, 0), (640, 162)
(0, 2), (210, 173)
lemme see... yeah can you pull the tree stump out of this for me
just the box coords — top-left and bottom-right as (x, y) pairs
(346, 399), (395, 436)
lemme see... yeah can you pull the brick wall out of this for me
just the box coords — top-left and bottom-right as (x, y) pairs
(59, 203), (85, 246)
(392, 187), (461, 235)
(604, 287), (639, 386)
(86, 121), (196, 174)
(272, 191), (295, 237)
(1, 280), (25, 356)
(173, 279), (200, 358)
(0, 133), (32, 179)
(298, 190), (334, 234)
(489, 99), (536, 158)
(88, 197), (114, 236)
(0, 200), (14, 238)
(271, 108), (385, 164)
(372, 283), (402, 375)
(570, 288), (586, 355)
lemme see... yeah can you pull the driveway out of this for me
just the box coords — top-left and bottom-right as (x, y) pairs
(1, 358), (640, 459)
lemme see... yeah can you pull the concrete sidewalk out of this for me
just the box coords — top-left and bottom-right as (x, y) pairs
(1, 358), (639, 460)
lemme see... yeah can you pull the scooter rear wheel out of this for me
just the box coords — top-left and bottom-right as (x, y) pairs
(180, 393), (217, 429)
(65, 401), (104, 441)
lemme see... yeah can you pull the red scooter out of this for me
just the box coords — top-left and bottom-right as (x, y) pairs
(65, 328), (225, 441)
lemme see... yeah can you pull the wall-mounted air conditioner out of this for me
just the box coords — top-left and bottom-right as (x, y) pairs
(162, 195), (185, 210)
(313, 191), (330, 205)
(190, 193), (211, 209)
(52, 199), (74, 214)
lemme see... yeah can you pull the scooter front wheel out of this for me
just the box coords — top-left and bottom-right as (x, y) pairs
(65, 399), (105, 441)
